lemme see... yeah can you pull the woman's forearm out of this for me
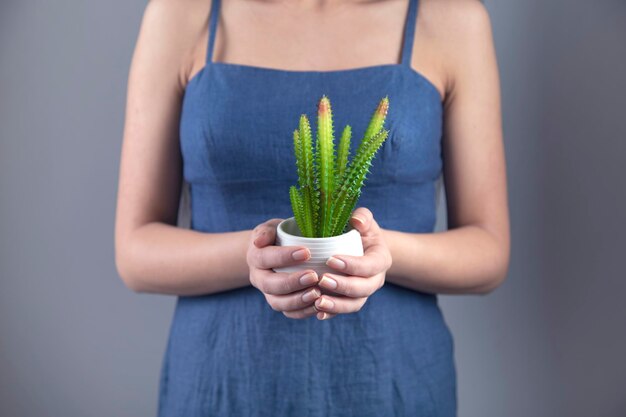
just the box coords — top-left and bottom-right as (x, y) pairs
(381, 225), (509, 295)
(116, 222), (252, 296)
(116, 220), (508, 296)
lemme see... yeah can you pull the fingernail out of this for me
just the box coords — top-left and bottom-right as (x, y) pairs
(299, 272), (318, 286)
(292, 248), (309, 261)
(316, 297), (335, 310)
(351, 215), (365, 225)
(317, 312), (327, 320)
(326, 257), (346, 270)
(302, 288), (320, 303)
(319, 275), (337, 290)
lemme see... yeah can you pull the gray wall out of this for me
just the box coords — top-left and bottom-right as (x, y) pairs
(1, 1), (624, 416)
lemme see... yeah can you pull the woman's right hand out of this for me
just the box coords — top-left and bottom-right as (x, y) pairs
(246, 218), (322, 319)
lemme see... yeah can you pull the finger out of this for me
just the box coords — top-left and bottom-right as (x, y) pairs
(315, 310), (337, 320)
(315, 294), (368, 314)
(265, 286), (321, 312)
(251, 244), (311, 270)
(283, 304), (319, 319)
(349, 208), (371, 232)
(325, 244), (391, 278)
(312, 303), (337, 320)
(252, 268), (319, 295)
(253, 218), (283, 247)
(317, 272), (383, 298)
(350, 207), (380, 235)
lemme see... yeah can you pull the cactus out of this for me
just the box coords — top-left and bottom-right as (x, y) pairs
(289, 95), (390, 237)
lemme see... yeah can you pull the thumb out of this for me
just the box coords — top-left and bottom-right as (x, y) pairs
(254, 218), (283, 247)
(349, 207), (373, 234)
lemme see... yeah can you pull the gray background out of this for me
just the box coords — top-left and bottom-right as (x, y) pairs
(1, 0), (625, 416)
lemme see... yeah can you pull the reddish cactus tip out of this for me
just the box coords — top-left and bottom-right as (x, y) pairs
(376, 96), (389, 116)
(318, 96), (331, 115)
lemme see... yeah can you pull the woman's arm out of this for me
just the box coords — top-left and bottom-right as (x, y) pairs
(384, 0), (510, 295)
(115, 0), (252, 296)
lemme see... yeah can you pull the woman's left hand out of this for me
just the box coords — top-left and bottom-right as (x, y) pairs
(314, 207), (393, 320)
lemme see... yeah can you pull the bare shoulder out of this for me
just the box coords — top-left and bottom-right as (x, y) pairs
(140, 0), (210, 42)
(419, 0), (491, 29)
(136, 0), (211, 89)
(415, 0), (495, 98)
(418, 0), (493, 46)
(143, 0), (210, 28)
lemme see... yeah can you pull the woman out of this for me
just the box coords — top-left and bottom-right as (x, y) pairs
(115, 0), (510, 415)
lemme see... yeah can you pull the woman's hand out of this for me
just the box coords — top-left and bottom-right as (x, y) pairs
(314, 208), (393, 320)
(246, 218), (322, 319)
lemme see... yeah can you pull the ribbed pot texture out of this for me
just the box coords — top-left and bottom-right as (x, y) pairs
(273, 217), (364, 277)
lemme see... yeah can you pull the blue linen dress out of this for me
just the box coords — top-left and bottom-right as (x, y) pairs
(157, 0), (457, 415)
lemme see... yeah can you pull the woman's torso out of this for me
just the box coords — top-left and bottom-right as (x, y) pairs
(159, 0), (456, 416)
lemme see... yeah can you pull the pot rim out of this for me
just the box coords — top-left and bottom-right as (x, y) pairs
(277, 217), (359, 242)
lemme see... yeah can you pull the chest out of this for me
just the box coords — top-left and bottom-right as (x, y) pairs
(179, 65), (443, 188)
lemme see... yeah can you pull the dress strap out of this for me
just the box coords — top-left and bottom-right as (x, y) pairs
(206, 0), (221, 64)
(401, 0), (419, 67)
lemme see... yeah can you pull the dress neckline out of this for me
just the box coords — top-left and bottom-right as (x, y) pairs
(186, 61), (443, 103)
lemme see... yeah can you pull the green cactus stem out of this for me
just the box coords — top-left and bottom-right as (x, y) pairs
(336, 125), (351, 187)
(330, 128), (389, 236)
(361, 95), (390, 148)
(316, 95), (336, 237)
(289, 185), (308, 237)
(293, 115), (317, 237)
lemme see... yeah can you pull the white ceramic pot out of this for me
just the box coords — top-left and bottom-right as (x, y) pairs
(273, 217), (364, 277)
